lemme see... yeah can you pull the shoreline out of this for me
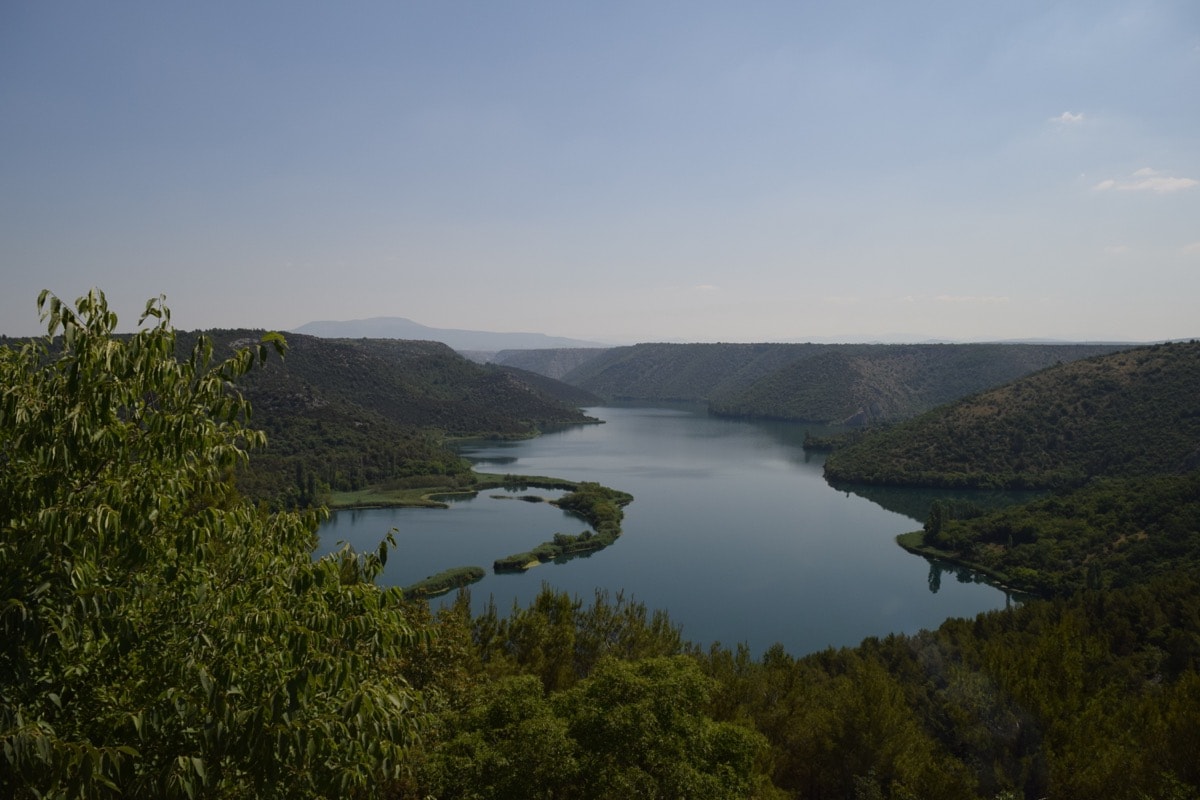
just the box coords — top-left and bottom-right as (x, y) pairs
(895, 530), (1040, 599)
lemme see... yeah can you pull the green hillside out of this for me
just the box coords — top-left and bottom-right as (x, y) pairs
(563, 342), (816, 401)
(712, 343), (1128, 424)
(490, 364), (603, 408)
(563, 341), (1124, 424)
(901, 471), (1200, 596)
(176, 330), (597, 507)
(825, 340), (1200, 489)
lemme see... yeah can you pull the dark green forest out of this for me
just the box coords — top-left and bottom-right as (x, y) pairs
(3, 292), (1199, 799)
(174, 329), (598, 509)
(904, 471), (1200, 596)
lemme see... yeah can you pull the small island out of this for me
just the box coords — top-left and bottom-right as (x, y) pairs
(402, 565), (488, 599)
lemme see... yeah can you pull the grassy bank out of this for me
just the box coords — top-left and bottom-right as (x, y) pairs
(895, 530), (1029, 596)
(328, 471), (582, 509)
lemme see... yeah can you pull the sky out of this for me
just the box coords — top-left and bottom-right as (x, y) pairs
(2, 1), (1198, 344)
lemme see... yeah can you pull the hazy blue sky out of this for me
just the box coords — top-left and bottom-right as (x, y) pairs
(2, 1), (1197, 342)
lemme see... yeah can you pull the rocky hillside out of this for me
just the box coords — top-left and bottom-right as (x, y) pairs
(559, 341), (1125, 423)
(711, 343), (1129, 424)
(489, 347), (611, 380)
(561, 342), (820, 402)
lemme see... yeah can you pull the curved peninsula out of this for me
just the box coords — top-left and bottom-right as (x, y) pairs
(328, 473), (633, 597)
(492, 482), (633, 572)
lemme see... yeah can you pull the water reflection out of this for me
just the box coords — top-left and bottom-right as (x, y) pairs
(924, 558), (990, 594)
(322, 405), (1013, 655)
(830, 480), (1046, 524)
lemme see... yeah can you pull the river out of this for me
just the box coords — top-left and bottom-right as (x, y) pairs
(318, 404), (1012, 656)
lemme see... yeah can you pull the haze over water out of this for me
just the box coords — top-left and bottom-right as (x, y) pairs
(320, 405), (1011, 655)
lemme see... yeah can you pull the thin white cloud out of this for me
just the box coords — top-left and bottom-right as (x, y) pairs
(934, 295), (1010, 304)
(1093, 167), (1199, 194)
(1104, 244), (1133, 255)
(693, 284), (719, 293)
(1052, 111), (1084, 124)
(1182, 242), (1200, 255)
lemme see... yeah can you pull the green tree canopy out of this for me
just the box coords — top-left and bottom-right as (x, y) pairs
(0, 291), (430, 798)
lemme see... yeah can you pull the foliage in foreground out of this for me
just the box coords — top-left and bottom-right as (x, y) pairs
(397, 589), (777, 800)
(406, 574), (1200, 800)
(0, 292), (430, 798)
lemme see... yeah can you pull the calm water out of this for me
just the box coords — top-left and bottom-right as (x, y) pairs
(318, 405), (1011, 656)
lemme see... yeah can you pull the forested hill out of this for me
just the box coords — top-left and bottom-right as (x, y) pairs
(490, 364), (603, 408)
(825, 340), (1200, 489)
(561, 341), (1125, 422)
(191, 330), (595, 433)
(177, 330), (597, 505)
(710, 343), (1128, 424)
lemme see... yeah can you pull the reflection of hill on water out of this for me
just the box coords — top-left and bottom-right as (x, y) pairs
(830, 481), (1046, 524)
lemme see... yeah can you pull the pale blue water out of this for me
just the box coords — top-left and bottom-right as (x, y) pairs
(318, 405), (1011, 656)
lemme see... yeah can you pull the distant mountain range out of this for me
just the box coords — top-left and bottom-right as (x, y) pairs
(292, 316), (609, 352)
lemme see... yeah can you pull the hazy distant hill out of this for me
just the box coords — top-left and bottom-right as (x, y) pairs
(489, 347), (612, 380)
(561, 342), (1126, 423)
(293, 316), (608, 352)
(824, 340), (1200, 489)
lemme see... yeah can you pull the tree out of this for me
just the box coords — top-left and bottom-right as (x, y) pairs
(0, 290), (430, 798)
(553, 656), (769, 799)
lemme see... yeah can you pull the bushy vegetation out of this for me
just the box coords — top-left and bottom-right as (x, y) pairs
(825, 341), (1200, 488)
(902, 471), (1200, 597)
(399, 570), (1200, 800)
(0, 292), (431, 798)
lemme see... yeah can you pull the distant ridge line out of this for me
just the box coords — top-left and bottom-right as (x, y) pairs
(292, 316), (610, 352)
